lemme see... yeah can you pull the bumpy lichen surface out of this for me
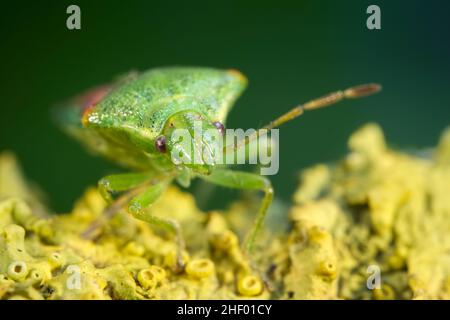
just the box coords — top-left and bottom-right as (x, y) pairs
(1, 123), (449, 300)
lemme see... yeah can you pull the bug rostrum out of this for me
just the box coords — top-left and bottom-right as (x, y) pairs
(57, 67), (381, 272)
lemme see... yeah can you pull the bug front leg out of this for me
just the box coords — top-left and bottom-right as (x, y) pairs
(127, 181), (186, 273)
(201, 169), (274, 256)
(82, 171), (159, 239)
(98, 171), (159, 202)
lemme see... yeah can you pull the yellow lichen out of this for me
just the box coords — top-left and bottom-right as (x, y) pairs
(237, 274), (263, 297)
(185, 259), (215, 279)
(0, 122), (449, 299)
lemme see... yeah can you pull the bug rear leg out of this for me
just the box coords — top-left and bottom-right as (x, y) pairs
(201, 169), (274, 258)
(127, 181), (186, 273)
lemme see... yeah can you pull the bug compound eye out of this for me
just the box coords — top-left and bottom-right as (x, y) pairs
(155, 136), (167, 153)
(213, 121), (225, 136)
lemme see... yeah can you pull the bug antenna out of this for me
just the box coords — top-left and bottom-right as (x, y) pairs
(224, 83), (381, 153)
(262, 83), (382, 130)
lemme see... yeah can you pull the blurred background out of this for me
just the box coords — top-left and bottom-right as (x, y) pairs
(0, 0), (449, 212)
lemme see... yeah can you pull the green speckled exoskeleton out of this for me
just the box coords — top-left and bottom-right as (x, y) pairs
(56, 67), (380, 271)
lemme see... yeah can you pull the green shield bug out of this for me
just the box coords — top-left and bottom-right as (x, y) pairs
(56, 67), (380, 272)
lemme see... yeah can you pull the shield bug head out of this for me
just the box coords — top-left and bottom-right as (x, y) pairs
(156, 111), (225, 175)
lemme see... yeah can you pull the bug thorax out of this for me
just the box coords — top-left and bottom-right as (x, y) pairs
(155, 111), (225, 175)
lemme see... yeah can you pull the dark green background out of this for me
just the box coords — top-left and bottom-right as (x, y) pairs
(1, 0), (449, 212)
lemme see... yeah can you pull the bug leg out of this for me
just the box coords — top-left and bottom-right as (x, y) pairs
(127, 181), (186, 273)
(98, 171), (158, 202)
(82, 171), (159, 240)
(200, 169), (274, 258)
